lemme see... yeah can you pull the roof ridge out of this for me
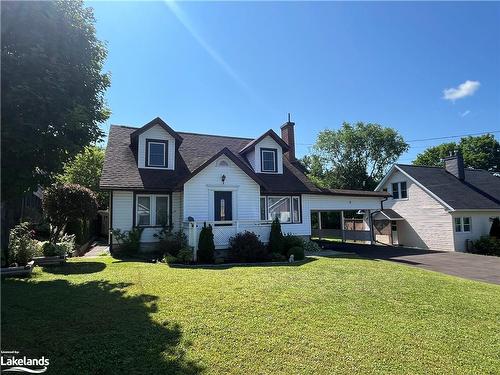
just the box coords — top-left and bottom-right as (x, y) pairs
(397, 163), (443, 169)
(177, 131), (253, 141)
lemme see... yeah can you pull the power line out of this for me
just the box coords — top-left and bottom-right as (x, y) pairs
(296, 130), (500, 147)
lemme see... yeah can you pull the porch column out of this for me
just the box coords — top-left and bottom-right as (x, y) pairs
(368, 210), (374, 245)
(341, 210), (345, 243)
(318, 211), (322, 240)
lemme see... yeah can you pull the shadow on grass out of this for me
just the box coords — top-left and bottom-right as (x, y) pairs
(41, 261), (107, 275)
(170, 257), (317, 270)
(1, 279), (203, 374)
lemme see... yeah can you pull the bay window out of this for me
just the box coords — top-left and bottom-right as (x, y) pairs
(136, 194), (170, 227)
(260, 196), (301, 223)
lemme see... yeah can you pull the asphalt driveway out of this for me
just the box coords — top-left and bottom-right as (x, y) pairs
(320, 242), (500, 285)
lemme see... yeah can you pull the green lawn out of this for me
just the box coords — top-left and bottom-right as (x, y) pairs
(2, 256), (499, 374)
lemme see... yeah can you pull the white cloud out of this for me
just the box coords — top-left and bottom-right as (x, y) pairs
(460, 110), (471, 117)
(443, 80), (480, 101)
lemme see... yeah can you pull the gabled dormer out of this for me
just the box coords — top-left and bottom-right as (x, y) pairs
(240, 129), (289, 174)
(130, 117), (183, 170)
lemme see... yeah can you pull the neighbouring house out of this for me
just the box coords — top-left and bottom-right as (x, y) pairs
(99, 117), (388, 257)
(374, 154), (500, 252)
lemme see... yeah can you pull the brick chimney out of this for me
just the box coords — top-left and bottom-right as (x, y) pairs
(444, 151), (465, 180)
(281, 114), (296, 162)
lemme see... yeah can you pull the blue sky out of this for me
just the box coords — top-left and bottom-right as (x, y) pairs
(90, 1), (500, 163)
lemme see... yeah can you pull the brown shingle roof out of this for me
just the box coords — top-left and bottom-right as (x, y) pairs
(100, 124), (388, 198)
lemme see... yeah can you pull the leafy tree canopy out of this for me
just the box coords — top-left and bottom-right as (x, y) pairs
(42, 183), (98, 243)
(1, 0), (110, 201)
(57, 145), (107, 208)
(303, 122), (408, 190)
(413, 134), (500, 172)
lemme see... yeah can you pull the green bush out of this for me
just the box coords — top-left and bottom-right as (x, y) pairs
(303, 240), (322, 253)
(283, 234), (304, 255)
(471, 236), (500, 257)
(8, 222), (37, 266)
(270, 252), (287, 262)
(155, 228), (187, 257)
(287, 246), (305, 261)
(490, 218), (500, 239)
(229, 231), (267, 262)
(198, 223), (215, 263)
(66, 219), (92, 245)
(176, 247), (193, 264)
(268, 217), (284, 254)
(112, 227), (144, 255)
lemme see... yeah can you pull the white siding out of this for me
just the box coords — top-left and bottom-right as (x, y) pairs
(252, 136), (284, 174)
(382, 170), (455, 251)
(137, 125), (176, 170)
(111, 191), (133, 245)
(183, 155), (261, 221)
(451, 211), (500, 251)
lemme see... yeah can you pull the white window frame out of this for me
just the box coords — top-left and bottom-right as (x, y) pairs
(454, 217), (471, 233)
(147, 142), (166, 167)
(260, 195), (301, 224)
(391, 181), (408, 200)
(261, 149), (277, 173)
(136, 194), (170, 227)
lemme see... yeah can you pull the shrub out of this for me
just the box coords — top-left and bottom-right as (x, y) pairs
(57, 233), (76, 255)
(198, 223), (215, 263)
(229, 231), (267, 262)
(303, 240), (322, 253)
(163, 255), (178, 264)
(490, 218), (500, 239)
(287, 246), (305, 261)
(177, 247), (193, 264)
(268, 217), (284, 254)
(270, 252), (287, 262)
(66, 218), (92, 245)
(155, 228), (187, 257)
(43, 183), (98, 243)
(283, 234), (304, 254)
(471, 236), (500, 257)
(112, 227), (144, 254)
(8, 222), (37, 266)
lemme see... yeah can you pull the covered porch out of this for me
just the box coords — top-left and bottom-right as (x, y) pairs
(311, 210), (373, 243)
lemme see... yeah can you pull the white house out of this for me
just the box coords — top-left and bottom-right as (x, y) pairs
(100, 117), (389, 256)
(374, 154), (500, 251)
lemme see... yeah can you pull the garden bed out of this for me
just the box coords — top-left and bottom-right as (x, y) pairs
(33, 255), (67, 266)
(0, 260), (35, 277)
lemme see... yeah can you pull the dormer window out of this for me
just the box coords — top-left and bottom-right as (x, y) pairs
(146, 139), (168, 168)
(261, 148), (277, 173)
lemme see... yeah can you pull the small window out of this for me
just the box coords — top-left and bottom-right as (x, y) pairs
(260, 197), (267, 220)
(400, 182), (408, 199)
(392, 182), (408, 200)
(463, 217), (471, 232)
(454, 217), (462, 232)
(292, 197), (300, 222)
(146, 140), (167, 167)
(392, 183), (399, 199)
(136, 194), (169, 227)
(261, 196), (301, 223)
(155, 196), (169, 227)
(261, 148), (277, 172)
(137, 196), (151, 226)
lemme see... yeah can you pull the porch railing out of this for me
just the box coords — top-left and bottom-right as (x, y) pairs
(183, 220), (273, 260)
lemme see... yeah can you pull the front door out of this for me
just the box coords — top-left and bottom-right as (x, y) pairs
(391, 221), (399, 245)
(214, 191), (233, 222)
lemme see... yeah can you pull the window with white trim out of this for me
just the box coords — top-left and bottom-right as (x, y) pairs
(391, 181), (407, 199)
(146, 140), (167, 167)
(261, 148), (277, 172)
(260, 196), (301, 223)
(136, 194), (170, 227)
(454, 217), (471, 233)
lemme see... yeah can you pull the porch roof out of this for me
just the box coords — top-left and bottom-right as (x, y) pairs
(374, 209), (405, 221)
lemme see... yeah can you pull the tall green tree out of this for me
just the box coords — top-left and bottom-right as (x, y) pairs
(57, 145), (108, 208)
(304, 122), (408, 190)
(1, 0), (110, 202)
(413, 134), (500, 172)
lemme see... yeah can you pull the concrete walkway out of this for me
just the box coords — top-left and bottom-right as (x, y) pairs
(321, 243), (500, 285)
(83, 242), (110, 257)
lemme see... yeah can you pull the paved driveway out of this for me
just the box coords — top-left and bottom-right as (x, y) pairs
(320, 243), (500, 285)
